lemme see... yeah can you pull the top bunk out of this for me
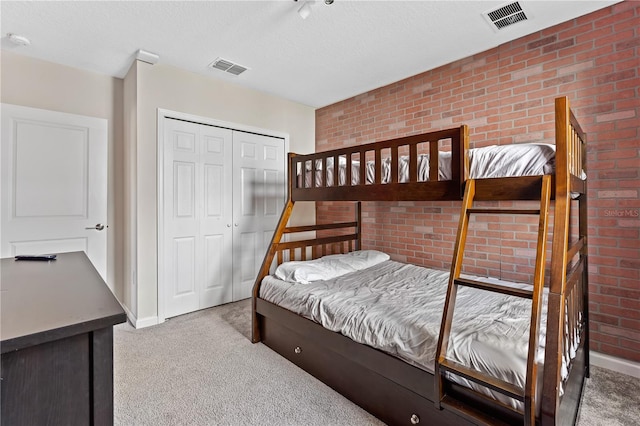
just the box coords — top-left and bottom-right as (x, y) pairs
(289, 96), (586, 202)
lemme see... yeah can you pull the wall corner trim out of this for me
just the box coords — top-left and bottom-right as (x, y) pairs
(121, 302), (162, 329)
(590, 351), (640, 379)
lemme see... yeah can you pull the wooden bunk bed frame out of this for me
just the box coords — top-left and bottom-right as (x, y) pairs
(251, 96), (588, 426)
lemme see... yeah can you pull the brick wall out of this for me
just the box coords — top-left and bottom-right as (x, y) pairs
(315, 2), (639, 362)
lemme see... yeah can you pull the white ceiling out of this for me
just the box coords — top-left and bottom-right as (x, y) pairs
(1, 1), (620, 108)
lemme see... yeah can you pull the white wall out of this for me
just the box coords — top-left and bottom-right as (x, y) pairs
(128, 61), (316, 323)
(0, 50), (125, 299)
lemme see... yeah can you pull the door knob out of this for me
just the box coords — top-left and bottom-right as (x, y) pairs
(85, 223), (106, 231)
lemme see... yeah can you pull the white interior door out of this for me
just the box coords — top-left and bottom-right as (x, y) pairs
(163, 119), (233, 318)
(232, 131), (285, 300)
(1, 104), (108, 280)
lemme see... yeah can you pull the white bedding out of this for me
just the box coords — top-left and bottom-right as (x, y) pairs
(302, 143), (558, 187)
(260, 259), (569, 410)
(274, 250), (390, 284)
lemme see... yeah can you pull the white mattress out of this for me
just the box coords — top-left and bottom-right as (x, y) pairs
(302, 143), (558, 187)
(260, 260), (561, 410)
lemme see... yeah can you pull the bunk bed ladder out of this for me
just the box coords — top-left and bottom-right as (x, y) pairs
(435, 175), (552, 426)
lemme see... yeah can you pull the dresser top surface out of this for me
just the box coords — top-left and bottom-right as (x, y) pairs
(1, 251), (126, 352)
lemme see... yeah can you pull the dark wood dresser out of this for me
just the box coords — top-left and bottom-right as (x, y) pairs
(1, 251), (126, 426)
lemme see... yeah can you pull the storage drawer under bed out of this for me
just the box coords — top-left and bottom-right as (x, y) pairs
(257, 298), (471, 426)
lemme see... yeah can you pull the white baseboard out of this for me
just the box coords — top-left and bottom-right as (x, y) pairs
(590, 351), (640, 379)
(121, 303), (159, 329)
(135, 315), (160, 328)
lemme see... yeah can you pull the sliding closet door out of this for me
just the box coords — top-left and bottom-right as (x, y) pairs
(232, 132), (285, 300)
(163, 119), (233, 318)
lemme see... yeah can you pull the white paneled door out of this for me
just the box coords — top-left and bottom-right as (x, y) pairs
(162, 117), (285, 318)
(1, 104), (108, 280)
(163, 119), (234, 318)
(232, 132), (285, 300)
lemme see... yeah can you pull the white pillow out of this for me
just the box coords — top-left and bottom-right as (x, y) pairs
(274, 250), (390, 284)
(274, 258), (355, 284)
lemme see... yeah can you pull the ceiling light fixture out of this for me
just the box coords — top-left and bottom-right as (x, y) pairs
(298, 1), (313, 19)
(7, 33), (31, 47)
(294, 0), (332, 20)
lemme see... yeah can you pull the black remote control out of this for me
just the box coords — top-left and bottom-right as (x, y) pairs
(15, 254), (57, 261)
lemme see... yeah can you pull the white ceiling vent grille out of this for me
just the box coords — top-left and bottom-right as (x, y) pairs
(483, 1), (529, 31)
(208, 57), (248, 76)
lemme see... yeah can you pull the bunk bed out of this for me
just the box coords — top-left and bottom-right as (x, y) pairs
(251, 96), (588, 426)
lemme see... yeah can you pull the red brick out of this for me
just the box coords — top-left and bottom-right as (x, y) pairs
(559, 22), (594, 40)
(589, 330), (619, 345)
(598, 344), (640, 363)
(579, 25), (615, 45)
(600, 324), (640, 342)
(620, 338), (640, 353)
(596, 29), (636, 48)
(596, 69), (637, 85)
(613, 1), (640, 12)
(621, 318), (640, 331)
(588, 293), (619, 306)
(543, 38), (575, 53)
(620, 298), (640, 311)
(616, 37), (640, 51)
(590, 313), (620, 326)
(527, 36), (557, 50)
(600, 305), (640, 319)
(576, 44), (615, 63)
(601, 283), (640, 299)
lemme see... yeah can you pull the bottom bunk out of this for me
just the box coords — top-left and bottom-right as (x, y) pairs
(254, 250), (588, 426)
(257, 298), (589, 425)
(257, 298), (475, 426)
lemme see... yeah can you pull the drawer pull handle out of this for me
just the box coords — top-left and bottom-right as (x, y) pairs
(410, 414), (420, 424)
(294, 346), (302, 354)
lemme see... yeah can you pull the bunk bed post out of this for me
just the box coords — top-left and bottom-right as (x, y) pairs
(573, 112), (590, 380)
(454, 125), (469, 197)
(580, 134), (590, 379)
(355, 202), (362, 251)
(251, 153), (297, 343)
(541, 97), (572, 425)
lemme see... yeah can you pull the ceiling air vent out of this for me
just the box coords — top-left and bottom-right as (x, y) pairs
(208, 57), (248, 76)
(483, 1), (529, 31)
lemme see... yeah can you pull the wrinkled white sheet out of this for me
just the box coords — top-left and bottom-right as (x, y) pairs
(260, 260), (572, 410)
(468, 143), (556, 179)
(303, 143), (559, 187)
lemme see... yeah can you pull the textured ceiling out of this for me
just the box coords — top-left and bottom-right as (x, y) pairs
(1, 1), (621, 108)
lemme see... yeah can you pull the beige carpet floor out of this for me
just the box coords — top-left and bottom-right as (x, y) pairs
(114, 299), (640, 425)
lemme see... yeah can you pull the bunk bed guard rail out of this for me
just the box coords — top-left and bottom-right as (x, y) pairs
(289, 126), (469, 202)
